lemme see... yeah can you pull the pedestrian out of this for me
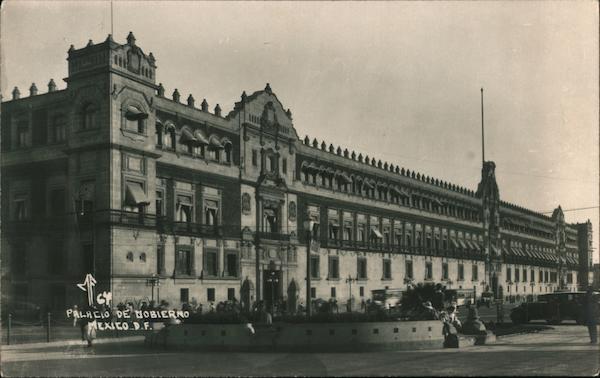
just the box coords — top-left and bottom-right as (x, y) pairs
(584, 287), (598, 344)
(72, 305), (79, 327)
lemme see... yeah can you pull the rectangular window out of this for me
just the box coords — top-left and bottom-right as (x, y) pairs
(252, 150), (258, 166)
(225, 253), (239, 278)
(515, 268), (520, 282)
(425, 261), (433, 280)
(531, 269), (535, 283)
(567, 273), (573, 284)
(204, 249), (218, 277)
(359, 286), (365, 297)
(175, 248), (192, 276)
(310, 255), (320, 279)
(310, 287), (316, 299)
(49, 188), (65, 216)
(17, 127), (28, 148)
(282, 158), (287, 174)
(357, 258), (367, 279)
(331, 287), (336, 298)
(405, 260), (413, 279)
(472, 265), (478, 281)
(328, 256), (339, 279)
(180, 288), (189, 303)
(228, 288), (235, 301)
(383, 259), (392, 280)
(14, 197), (27, 220)
(442, 262), (449, 280)
(506, 267), (512, 282)
(523, 269), (527, 282)
(538, 270), (542, 283)
(156, 191), (164, 217)
(458, 264), (464, 281)
(207, 288), (215, 302)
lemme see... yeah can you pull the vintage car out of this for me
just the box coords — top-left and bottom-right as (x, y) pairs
(371, 288), (403, 309)
(510, 291), (600, 325)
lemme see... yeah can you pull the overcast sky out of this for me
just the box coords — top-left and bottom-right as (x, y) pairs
(2, 1), (598, 261)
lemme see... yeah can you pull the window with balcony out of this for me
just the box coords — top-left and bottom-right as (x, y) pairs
(175, 247), (192, 276)
(357, 224), (366, 243)
(124, 105), (147, 134)
(310, 255), (320, 279)
(328, 256), (339, 279)
(357, 258), (368, 279)
(406, 233), (412, 248)
(81, 103), (98, 130)
(263, 208), (278, 233)
(383, 259), (392, 280)
(204, 248), (218, 277)
(224, 141), (232, 164)
(425, 261), (433, 280)
(51, 115), (66, 143)
(176, 195), (193, 223)
(225, 252), (239, 278)
(328, 221), (339, 241)
(204, 200), (219, 226)
(343, 222), (353, 241)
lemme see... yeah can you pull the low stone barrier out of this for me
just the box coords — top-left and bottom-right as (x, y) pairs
(146, 320), (444, 352)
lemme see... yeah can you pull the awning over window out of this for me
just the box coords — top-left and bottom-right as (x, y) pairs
(457, 239), (468, 250)
(511, 247), (523, 257)
(371, 227), (383, 239)
(125, 105), (148, 120)
(194, 130), (209, 145)
(125, 182), (150, 206)
(491, 244), (501, 255)
(180, 127), (197, 144)
(363, 180), (375, 190)
(209, 135), (224, 149)
(502, 247), (511, 256)
(336, 172), (352, 184)
(450, 239), (459, 249)
(177, 195), (192, 205)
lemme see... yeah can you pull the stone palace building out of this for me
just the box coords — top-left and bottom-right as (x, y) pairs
(1, 33), (594, 312)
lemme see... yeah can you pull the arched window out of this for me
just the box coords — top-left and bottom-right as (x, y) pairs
(81, 103), (98, 130)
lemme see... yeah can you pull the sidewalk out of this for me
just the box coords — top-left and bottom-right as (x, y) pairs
(1, 335), (146, 351)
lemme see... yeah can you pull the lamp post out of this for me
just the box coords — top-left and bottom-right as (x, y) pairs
(146, 274), (160, 303)
(303, 220), (315, 319)
(266, 271), (279, 314)
(345, 275), (357, 312)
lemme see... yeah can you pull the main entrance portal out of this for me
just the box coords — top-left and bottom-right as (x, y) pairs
(263, 269), (282, 312)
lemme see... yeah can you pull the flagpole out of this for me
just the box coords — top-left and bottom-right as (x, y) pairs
(110, 0), (114, 36)
(481, 87), (485, 165)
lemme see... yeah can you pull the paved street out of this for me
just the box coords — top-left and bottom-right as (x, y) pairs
(1, 325), (598, 377)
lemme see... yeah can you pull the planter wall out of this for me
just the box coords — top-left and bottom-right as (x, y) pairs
(146, 320), (444, 352)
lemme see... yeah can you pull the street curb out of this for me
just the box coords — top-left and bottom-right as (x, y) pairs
(1, 336), (145, 350)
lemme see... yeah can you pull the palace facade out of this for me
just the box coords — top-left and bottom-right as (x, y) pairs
(1, 33), (594, 312)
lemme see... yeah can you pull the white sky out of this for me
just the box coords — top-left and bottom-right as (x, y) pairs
(2, 1), (598, 262)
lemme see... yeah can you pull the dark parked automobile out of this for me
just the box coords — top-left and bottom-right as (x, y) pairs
(510, 291), (600, 325)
